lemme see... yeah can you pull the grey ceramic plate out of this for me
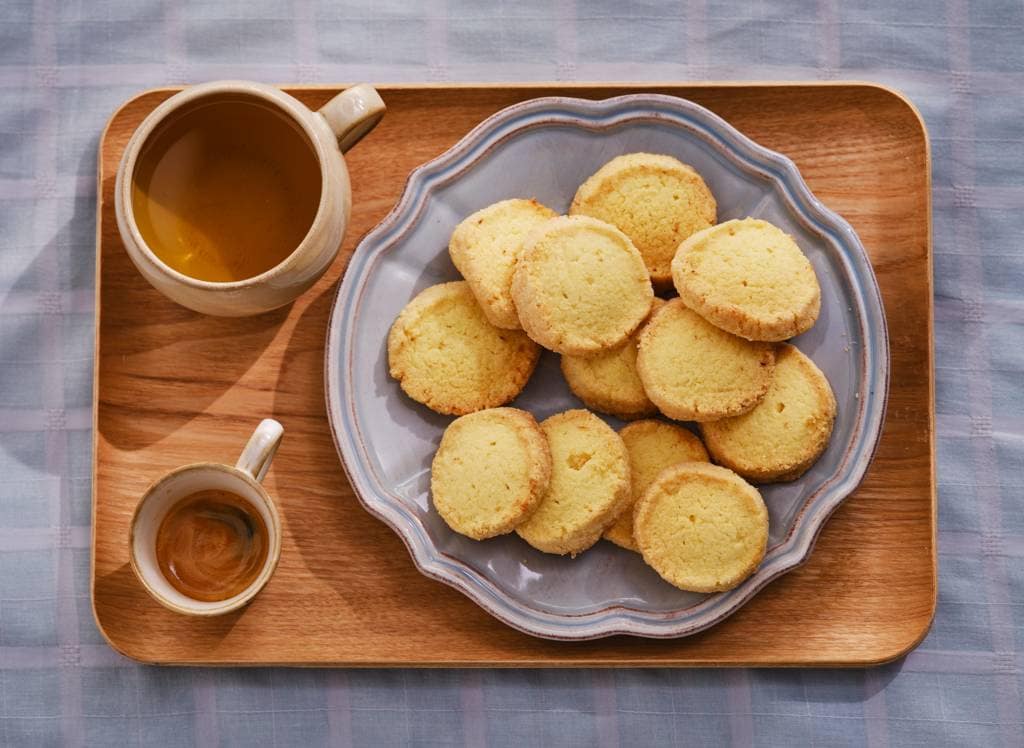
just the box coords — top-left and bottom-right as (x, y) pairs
(324, 94), (889, 640)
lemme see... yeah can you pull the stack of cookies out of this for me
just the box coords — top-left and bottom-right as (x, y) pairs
(387, 153), (836, 594)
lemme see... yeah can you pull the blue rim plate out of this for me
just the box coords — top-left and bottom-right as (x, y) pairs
(324, 94), (890, 640)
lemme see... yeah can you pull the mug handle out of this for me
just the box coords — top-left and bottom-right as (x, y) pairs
(236, 419), (284, 483)
(318, 84), (386, 153)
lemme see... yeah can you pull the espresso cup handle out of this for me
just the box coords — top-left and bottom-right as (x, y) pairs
(318, 84), (386, 153)
(236, 419), (284, 483)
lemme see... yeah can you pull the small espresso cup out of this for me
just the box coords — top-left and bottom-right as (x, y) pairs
(129, 419), (284, 616)
(115, 81), (385, 316)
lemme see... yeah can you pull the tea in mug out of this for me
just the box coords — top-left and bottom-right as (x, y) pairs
(132, 96), (322, 282)
(156, 488), (269, 602)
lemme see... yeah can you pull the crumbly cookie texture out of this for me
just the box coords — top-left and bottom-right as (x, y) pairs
(701, 343), (837, 483)
(571, 153), (716, 287)
(431, 408), (552, 540)
(636, 298), (775, 422)
(511, 215), (653, 356)
(603, 420), (708, 552)
(449, 198), (558, 330)
(560, 299), (665, 420)
(515, 409), (632, 556)
(387, 281), (540, 415)
(634, 462), (768, 592)
(672, 217), (821, 341)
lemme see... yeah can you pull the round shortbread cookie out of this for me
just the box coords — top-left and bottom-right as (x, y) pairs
(634, 462), (768, 593)
(431, 408), (552, 540)
(560, 299), (665, 420)
(570, 153), (716, 287)
(701, 343), (836, 483)
(511, 215), (654, 356)
(448, 198), (558, 330)
(603, 420), (709, 552)
(515, 409), (631, 556)
(636, 299), (775, 422)
(387, 281), (540, 415)
(672, 217), (821, 341)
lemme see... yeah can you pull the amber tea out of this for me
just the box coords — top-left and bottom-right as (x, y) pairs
(131, 96), (322, 282)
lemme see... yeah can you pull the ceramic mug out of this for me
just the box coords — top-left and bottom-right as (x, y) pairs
(129, 419), (284, 616)
(114, 81), (385, 316)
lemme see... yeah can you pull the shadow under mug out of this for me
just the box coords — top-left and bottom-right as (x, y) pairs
(114, 80), (385, 316)
(129, 419), (285, 616)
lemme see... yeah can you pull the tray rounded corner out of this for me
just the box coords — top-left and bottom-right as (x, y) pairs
(850, 81), (931, 153)
(90, 560), (165, 666)
(99, 87), (180, 167)
(97, 86), (182, 185)
(864, 607), (936, 668)
(89, 598), (160, 666)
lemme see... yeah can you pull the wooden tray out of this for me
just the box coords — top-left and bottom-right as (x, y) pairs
(93, 83), (935, 666)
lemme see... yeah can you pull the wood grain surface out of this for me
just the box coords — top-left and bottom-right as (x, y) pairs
(93, 83), (935, 666)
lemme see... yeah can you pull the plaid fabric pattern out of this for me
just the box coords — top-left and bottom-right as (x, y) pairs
(1, 1), (1021, 745)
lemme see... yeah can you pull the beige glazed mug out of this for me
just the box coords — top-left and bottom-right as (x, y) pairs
(114, 81), (385, 316)
(129, 419), (284, 616)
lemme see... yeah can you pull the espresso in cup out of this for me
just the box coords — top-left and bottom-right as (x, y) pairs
(155, 487), (270, 602)
(131, 95), (322, 282)
(130, 419), (284, 616)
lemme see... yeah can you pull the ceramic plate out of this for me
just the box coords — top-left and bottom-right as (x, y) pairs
(325, 94), (889, 640)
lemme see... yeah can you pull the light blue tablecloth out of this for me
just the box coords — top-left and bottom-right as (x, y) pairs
(1, 1), (1021, 745)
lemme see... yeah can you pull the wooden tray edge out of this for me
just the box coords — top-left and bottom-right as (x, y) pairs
(99, 639), (935, 668)
(91, 106), (120, 662)
(91, 81), (938, 667)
